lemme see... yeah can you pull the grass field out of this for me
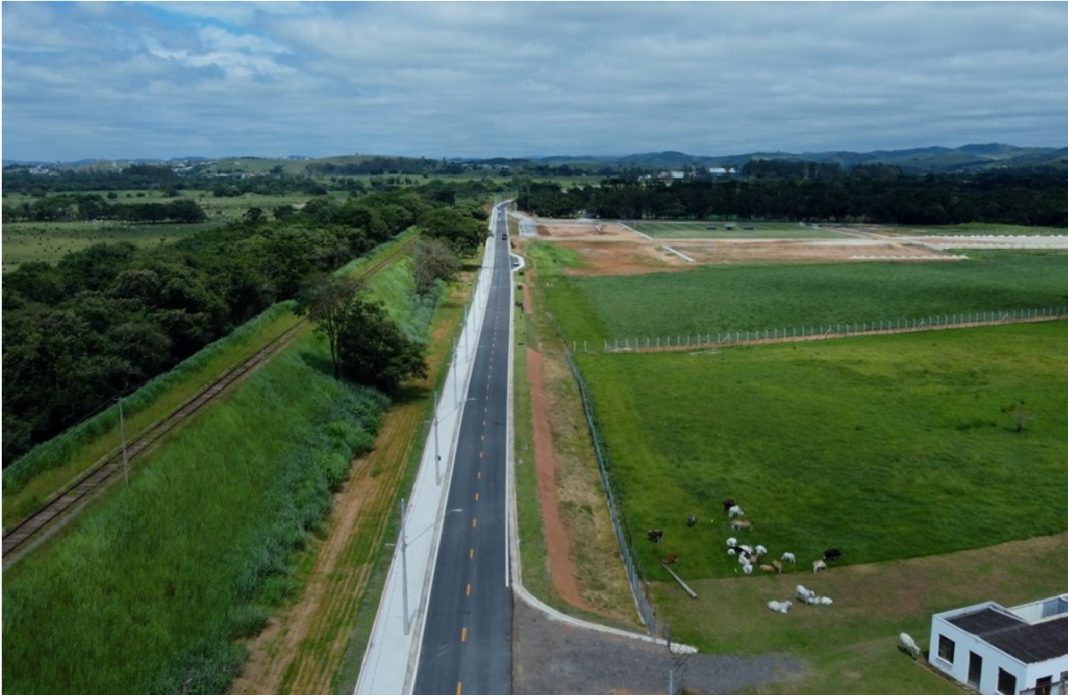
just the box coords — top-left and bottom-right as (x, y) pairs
(534, 248), (1068, 341)
(653, 533), (1068, 694)
(572, 322), (1068, 582)
(1, 220), (212, 271)
(876, 222), (1068, 236)
(634, 220), (848, 239)
(1, 190), (350, 271)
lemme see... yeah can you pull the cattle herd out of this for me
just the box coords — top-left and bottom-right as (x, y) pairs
(646, 497), (845, 614)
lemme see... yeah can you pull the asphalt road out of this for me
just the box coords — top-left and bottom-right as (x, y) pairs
(414, 203), (514, 695)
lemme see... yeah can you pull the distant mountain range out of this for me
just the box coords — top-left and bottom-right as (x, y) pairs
(6, 144), (1067, 174)
(532, 143), (1068, 172)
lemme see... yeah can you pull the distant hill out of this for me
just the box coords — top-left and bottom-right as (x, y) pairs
(526, 143), (1067, 172)
(6, 144), (1067, 175)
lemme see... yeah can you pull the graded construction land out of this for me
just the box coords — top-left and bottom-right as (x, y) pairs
(634, 220), (849, 239)
(531, 218), (958, 269)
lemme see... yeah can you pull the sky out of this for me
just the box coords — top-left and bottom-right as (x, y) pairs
(3, 1), (1067, 162)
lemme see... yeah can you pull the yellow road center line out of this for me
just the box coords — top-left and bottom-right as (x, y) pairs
(469, 548), (474, 559)
(472, 517), (478, 528)
(466, 582), (472, 596)
(475, 492), (480, 502)
(479, 451), (484, 459)
(461, 627), (467, 642)
(456, 682), (462, 695)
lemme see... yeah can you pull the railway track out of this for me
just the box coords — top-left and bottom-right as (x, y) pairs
(2, 236), (415, 566)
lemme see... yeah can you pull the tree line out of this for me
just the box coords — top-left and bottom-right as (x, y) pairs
(2, 191), (488, 464)
(3, 194), (207, 223)
(517, 167), (1068, 226)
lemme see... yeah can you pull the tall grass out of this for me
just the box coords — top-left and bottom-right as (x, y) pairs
(2, 338), (388, 694)
(365, 257), (445, 343)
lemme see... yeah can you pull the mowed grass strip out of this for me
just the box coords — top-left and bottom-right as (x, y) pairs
(635, 220), (848, 240)
(574, 322), (1068, 581)
(552, 250), (1068, 341)
(652, 532), (1068, 695)
(875, 222), (1068, 237)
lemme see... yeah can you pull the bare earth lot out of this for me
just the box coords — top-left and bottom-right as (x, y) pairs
(532, 219), (960, 274)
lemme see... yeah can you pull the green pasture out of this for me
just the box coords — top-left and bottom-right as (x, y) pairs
(572, 322), (1068, 583)
(633, 220), (848, 239)
(1, 191), (349, 271)
(876, 222), (1068, 236)
(1, 220), (212, 271)
(531, 246), (1068, 341)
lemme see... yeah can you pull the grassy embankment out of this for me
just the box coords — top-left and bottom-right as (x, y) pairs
(634, 220), (849, 239)
(511, 243), (642, 626)
(2, 231), (417, 530)
(235, 248), (485, 694)
(2, 332), (389, 694)
(556, 250), (1068, 344)
(2, 231), (439, 694)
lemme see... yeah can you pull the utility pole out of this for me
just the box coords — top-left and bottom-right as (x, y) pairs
(118, 396), (130, 488)
(399, 497), (409, 635)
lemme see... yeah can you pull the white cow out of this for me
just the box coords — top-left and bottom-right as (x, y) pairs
(899, 633), (920, 659)
(767, 600), (793, 614)
(781, 552), (796, 564)
(812, 560), (827, 573)
(728, 505), (744, 518)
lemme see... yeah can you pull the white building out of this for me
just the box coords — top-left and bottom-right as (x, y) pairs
(929, 594), (1068, 695)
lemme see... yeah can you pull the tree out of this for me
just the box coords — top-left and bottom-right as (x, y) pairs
(337, 297), (427, 393)
(418, 206), (485, 253)
(297, 274), (363, 378)
(410, 237), (459, 295)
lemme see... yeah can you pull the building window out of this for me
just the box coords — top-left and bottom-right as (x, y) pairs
(968, 652), (982, 687)
(997, 668), (1016, 695)
(937, 634), (956, 664)
(1034, 675), (1051, 695)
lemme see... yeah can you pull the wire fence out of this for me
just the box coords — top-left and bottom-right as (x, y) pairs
(563, 348), (660, 635)
(593, 306), (1068, 354)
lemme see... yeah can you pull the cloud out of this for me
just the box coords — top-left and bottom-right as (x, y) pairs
(3, 2), (1067, 161)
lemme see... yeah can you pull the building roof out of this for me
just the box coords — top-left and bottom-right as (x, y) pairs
(949, 608), (1068, 664)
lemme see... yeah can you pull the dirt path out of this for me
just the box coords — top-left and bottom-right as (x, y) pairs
(518, 257), (638, 624)
(526, 347), (594, 613)
(232, 283), (465, 695)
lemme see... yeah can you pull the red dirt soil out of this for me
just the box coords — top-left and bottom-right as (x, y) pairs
(525, 346), (594, 612)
